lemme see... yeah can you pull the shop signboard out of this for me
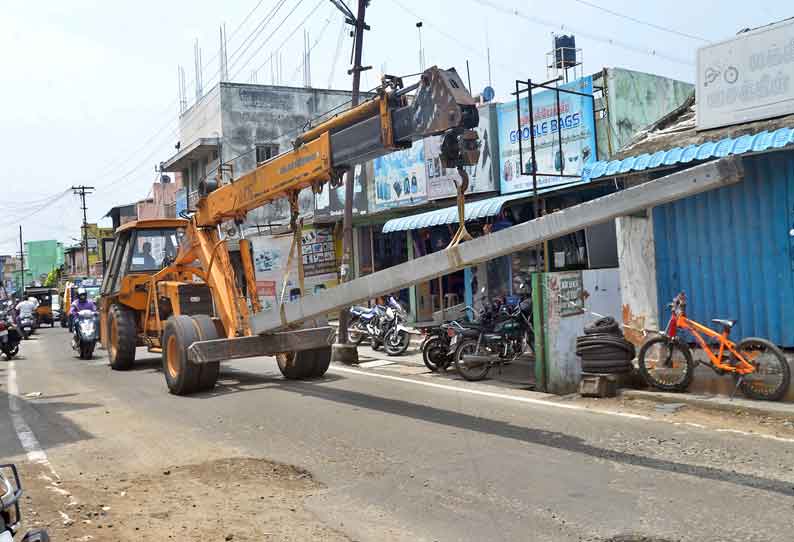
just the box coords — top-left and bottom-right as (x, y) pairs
(497, 76), (596, 194)
(425, 103), (499, 200)
(697, 18), (794, 130)
(314, 163), (370, 218)
(250, 234), (299, 313)
(370, 140), (427, 211)
(301, 226), (336, 277)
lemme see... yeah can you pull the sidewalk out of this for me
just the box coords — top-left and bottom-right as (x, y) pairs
(621, 389), (794, 419)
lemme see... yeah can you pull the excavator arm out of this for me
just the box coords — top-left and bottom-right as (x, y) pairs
(174, 66), (481, 340)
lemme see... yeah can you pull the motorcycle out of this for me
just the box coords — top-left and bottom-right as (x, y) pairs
(381, 297), (411, 356)
(17, 317), (34, 341)
(0, 317), (21, 361)
(419, 311), (483, 372)
(0, 464), (50, 541)
(72, 309), (99, 360)
(453, 287), (534, 382)
(348, 304), (386, 350)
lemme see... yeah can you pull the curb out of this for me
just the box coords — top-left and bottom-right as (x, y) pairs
(621, 389), (794, 419)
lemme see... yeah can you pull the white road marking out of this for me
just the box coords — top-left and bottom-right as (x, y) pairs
(331, 365), (794, 444)
(358, 359), (395, 369)
(7, 361), (60, 479)
(331, 365), (649, 419)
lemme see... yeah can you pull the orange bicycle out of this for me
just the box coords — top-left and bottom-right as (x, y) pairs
(638, 292), (791, 401)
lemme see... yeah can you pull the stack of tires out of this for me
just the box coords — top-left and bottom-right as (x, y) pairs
(575, 317), (636, 374)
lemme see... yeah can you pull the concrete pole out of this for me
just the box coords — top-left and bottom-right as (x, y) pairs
(334, 0), (368, 365)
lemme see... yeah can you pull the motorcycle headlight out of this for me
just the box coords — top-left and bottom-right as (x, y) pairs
(80, 322), (95, 334)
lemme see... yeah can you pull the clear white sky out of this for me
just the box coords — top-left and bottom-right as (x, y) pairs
(0, 0), (790, 253)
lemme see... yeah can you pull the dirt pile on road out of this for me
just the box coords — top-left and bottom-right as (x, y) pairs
(20, 457), (350, 541)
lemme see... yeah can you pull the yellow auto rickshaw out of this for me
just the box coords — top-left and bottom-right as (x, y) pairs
(23, 287), (59, 328)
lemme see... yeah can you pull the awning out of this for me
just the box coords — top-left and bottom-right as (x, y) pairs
(381, 188), (568, 234)
(160, 137), (221, 172)
(581, 127), (794, 181)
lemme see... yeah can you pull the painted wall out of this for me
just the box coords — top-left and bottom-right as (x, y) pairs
(178, 85), (222, 145)
(541, 268), (622, 394)
(602, 67), (693, 153)
(218, 83), (359, 226)
(616, 214), (659, 348)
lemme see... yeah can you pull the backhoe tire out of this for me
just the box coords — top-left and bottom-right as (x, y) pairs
(108, 304), (137, 370)
(162, 315), (203, 395)
(276, 350), (322, 380)
(190, 314), (222, 392)
(307, 347), (331, 378)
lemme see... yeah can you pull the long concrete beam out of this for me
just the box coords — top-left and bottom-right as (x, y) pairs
(251, 156), (744, 334)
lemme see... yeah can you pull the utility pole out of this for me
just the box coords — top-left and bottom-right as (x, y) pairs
(72, 185), (95, 276)
(330, 0), (370, 364)
(18, 225), (25, 293)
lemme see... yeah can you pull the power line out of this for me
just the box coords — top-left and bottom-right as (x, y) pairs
(291, 4), (337, 83)
(227, 0), (291, 75)
(569, 0), (709, 43)
(469, 0), (695, 66)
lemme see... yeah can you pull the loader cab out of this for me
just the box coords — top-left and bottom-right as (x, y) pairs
(99, 219), (188, 349)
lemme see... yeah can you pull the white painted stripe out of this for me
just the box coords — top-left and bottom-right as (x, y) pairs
(331, 365), (794, 443)
(7, 361), (59, 479)
(358, 359), (395, 369)
(331, 365), (650, 419)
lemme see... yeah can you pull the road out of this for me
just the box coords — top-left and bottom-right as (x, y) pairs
(2, 327), (793, 541)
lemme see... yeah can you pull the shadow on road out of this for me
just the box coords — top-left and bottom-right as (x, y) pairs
(274, 379), (794, 496)
(0, 390), (99, 458)
(186, 367), (347, 398)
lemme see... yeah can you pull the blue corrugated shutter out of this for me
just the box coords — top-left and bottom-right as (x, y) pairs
(653, 153), (794, 346)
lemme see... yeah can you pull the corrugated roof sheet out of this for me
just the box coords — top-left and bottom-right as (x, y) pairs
(582, 127), (794, 181)
(381, 182), (587, 233)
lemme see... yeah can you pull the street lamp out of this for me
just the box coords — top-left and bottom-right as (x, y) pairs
(416, 22), (424, 71)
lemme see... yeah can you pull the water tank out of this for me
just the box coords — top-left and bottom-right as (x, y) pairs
(554, 35), (576, 68)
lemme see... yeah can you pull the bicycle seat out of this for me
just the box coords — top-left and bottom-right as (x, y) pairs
(712, 318), (736, 329)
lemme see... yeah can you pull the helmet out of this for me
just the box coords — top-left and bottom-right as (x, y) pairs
(77, 287), (87, 301)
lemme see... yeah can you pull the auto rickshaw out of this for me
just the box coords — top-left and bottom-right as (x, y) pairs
(23, 287), (59, 328)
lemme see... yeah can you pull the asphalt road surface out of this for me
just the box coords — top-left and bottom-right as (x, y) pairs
(2, 327), (793, 541)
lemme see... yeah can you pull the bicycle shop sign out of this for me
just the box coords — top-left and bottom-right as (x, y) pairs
(697, 18), (794, 130)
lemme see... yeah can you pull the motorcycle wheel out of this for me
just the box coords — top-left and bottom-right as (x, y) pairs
(422, 336), (448, 372)
(347, 323), (366, 346)
(4, 344), (19, 360)
(384, 329), (410, 356)
(21, 330), (29, 340)
(80, 342), (94, 360)
(454, 339), (491, 381)
(371, 338), (383, 351)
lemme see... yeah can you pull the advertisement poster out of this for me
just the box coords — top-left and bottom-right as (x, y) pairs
(426, 104), (499, 200)
(250, 234), (299, 313)
(314, 163), (369, 218)
(497, 76), (596, 194)
(371, 140), (427, 211)
(301, 226), (336, 277)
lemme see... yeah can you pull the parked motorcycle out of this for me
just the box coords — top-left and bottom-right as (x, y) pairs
(72, 309), (99, 360)
(348, 296), (411, 355)
(419, 313), (483, 372)
(0, 318), (21, 361)
(0, 464), (50, 541)
(453, 287), (534, 381)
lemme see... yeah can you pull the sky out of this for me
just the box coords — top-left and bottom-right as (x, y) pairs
(1, 0), (791, 254)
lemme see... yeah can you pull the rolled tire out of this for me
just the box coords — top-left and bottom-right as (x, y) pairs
(190, 315), (222, 392)
(162, 315), (202, 395)
(581, 358), (633, 370)
(108, 304), (137, 370)
(584, 317), (621, 336)
(582, 364), (633, 374)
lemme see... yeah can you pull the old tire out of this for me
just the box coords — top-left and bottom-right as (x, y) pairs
(276, 350), (315, 379)
(308, 347), (331, 378)
(108, 304), (137, 370)
(190, 315), (222, 392)
(162, 315), (203, 395)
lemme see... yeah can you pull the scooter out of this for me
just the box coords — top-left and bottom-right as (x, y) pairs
(72, 309), (99, 360)
(0, 464), (49, 541)
(17, 317), (34, 341)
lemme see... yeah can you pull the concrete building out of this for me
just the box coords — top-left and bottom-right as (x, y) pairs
(160, 82), (363, 226)
(24, 240), (64, 285)
(64, 224), (114, 278)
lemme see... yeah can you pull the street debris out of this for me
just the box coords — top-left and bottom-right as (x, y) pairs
(655, 402), (687, 414)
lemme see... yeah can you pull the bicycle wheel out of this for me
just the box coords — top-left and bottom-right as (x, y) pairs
(638, 336), (695, 392)
(734, 338), (791, 401)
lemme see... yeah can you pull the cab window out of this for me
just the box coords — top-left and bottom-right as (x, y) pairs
(127, 228), (184, 273)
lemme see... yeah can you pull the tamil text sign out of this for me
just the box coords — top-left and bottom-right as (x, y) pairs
(697, 19), (794, 130)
